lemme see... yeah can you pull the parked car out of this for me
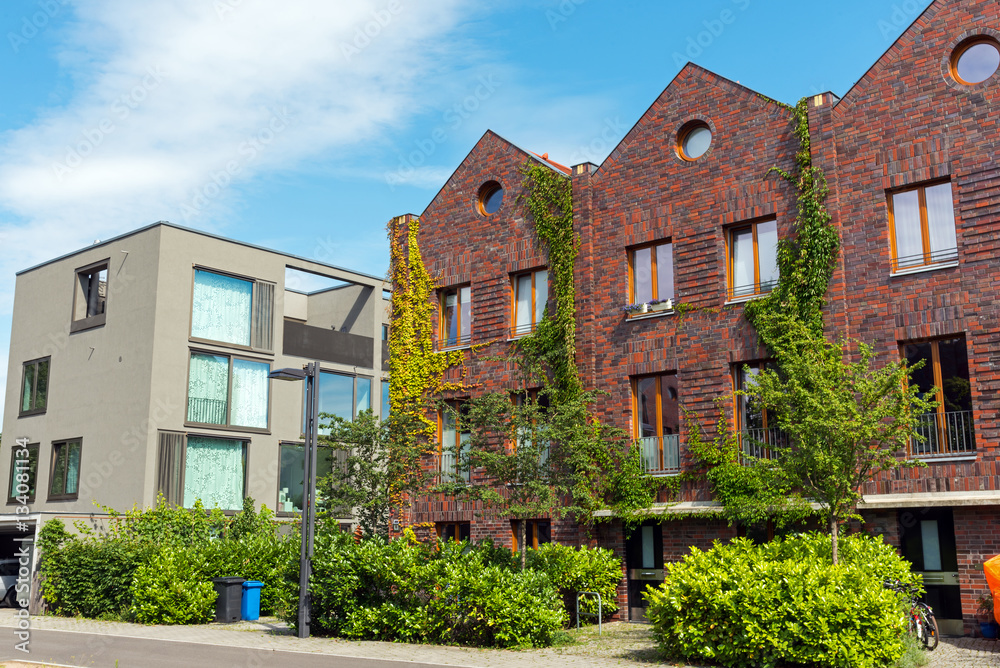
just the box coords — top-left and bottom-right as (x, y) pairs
(0, 558), (24, 608)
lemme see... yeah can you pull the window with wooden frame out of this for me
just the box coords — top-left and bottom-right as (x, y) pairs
(887, 180), (958, 274)
(436, 522), (471, 542)
(190, 268), (275, 351)
(438, 401), (470, 483)
(439, 285), (471, 348)
(72, 260), (108, 332)
(633, 374), (680, 476)
(156, 431), (248, 510)
(901, 337), (975, 457)
(628, 241), (674, 315)
(186, 351), (270, 430)
(733, 362), (785, 460)
(19, 357), (49, 417)
(726, 219), (778, 300)
(8, 442), (38, 504)
(511, 519), (550, 551)
(511, 269), (548, 337)
(48, 439), (81, 501)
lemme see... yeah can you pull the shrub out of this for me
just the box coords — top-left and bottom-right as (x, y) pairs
(645, 532), (918, 668)
(130, 548), (216, 625)
(276, 531), (566, 648)
(526, 542), (621, 623)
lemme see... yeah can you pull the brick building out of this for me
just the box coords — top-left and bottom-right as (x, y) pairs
(395, 0), (1000, 635)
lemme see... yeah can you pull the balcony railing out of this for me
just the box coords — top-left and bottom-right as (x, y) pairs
(187, 397), (227, 425)
(440, 331), (472, 349)
(738, 427), (788, 462)
(639, 435), (680, 476)
(434, 451), (470, 483)
(909, 410), (976, 458)
(890, 247), (958, 274)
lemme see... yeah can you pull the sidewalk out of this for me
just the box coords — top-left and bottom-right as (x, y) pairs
(0, 609), (993, 668)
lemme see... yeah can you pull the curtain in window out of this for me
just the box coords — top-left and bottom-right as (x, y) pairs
(441, 411), (457, 482)
(443, 291), (458, 346)
(459, 286), (471, 342)
(231, 359), (269, 429)
(21, 364), (33, 412)
(633, 247), (653, 304)
(188, 353), (229, 424)
(515, 275), (532, 334)
(65, 441), (80, 495)
(731, 228), (755, 296)
(756, 221), (778, 290)
(925, 183), (957, 260)
(892, 190), (923, 267)
(183, 437), (244, 510)
(534, 271), (548, 325)
(656, 243), (674, 301)
(191, 270), (253, 345)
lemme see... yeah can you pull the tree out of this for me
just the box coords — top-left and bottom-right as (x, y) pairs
(742, 315), (935, 563)
(317, 410), (395, 538)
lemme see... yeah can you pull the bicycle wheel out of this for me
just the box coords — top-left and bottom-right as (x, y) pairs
(918, 605), (939, 651)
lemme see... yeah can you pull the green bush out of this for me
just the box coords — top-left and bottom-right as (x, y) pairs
(130, 547), (216, 625)
(39, 520), (155, 619)
(277, 531), (566, 648)
(645, 532), (918, 668)
(526, 542), (621, 622)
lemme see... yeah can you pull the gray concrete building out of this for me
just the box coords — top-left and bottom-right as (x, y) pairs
(0, 222), (390, 606)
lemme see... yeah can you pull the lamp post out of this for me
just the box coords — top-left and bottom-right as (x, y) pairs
(268, 362), (320, 639)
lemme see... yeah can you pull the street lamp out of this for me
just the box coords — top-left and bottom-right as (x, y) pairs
(269, 361), (320, 639)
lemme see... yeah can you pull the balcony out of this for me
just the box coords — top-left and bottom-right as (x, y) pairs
(639, 435), (680, 476)
(738, 427), (788, 463)
(909, 410), (976, 458)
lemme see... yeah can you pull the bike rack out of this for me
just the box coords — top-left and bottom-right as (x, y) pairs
(575, 591), (602, 635)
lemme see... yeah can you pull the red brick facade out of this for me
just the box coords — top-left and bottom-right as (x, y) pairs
(395, 0), (1000, 634)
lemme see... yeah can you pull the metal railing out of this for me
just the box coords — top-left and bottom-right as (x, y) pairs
(738, 427), (788, 463)
(639, 435), (680, 476)
(727, 279), (777, 301)
(435, 451), (471, 483)
(890, 247), (958, 273)
(440, 331), (472, 349)
(187, 397), (227, 424)
(909, 410), (975, 458)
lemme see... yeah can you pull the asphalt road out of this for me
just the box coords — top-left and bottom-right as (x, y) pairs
(6, 629), (453, 668)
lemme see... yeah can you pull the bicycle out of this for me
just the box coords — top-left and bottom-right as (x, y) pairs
(884, 579), (939, 650)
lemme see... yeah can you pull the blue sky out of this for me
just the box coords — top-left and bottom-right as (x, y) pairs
(0, 0), (930, 422)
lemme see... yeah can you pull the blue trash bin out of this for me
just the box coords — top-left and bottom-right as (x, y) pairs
(241, 580), (263, 621)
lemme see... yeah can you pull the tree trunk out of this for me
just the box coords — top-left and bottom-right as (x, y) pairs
(829, 516), (839, 565)
(520, 520), (527, 571)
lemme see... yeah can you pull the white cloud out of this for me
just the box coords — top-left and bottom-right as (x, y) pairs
(0, 0), (480, 423)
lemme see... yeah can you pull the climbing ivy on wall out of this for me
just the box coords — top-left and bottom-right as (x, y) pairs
(386, 215), (468, 501)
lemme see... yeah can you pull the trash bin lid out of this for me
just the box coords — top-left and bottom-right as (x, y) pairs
(242, 580), (264, 589)
(212, 577), (246, 584)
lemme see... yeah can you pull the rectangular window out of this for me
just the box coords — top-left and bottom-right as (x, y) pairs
(889, 181), (958, 273)
(734, 362), (785, 459)
(381, 379), (390, 419)
(48, 439), (81, 501)
(727, 219), (778, 300)
(156, 431), (247, 510)
(191, 268), (274, 351)
(436, 522), (471, 542)
(187, 352), (270, 430)
(629, 241), (674, 313)
(633, 374), (680, 475)
(72, 261), (108, 330)
(512, 269), (548, 337)
(312, 372), (371, 435)
(440, 285), (471, 348)
(902, 337), (975, 457)
(20, 357), (49, 416)
(511, 519), (551, 551)
(439, 401), (471, 483)
(381, 324), (389, 341)
(277, 442), (340, 513)
(8, 442), (38, 504)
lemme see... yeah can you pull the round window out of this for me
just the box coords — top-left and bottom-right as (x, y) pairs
(678, 123), (712, 161)
(478, 181), (503, 215)
(952, 38), (1000, 85)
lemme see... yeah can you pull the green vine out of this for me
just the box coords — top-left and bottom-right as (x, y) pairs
(691, 98), (838, 527)
(387, 215), (467, 502)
